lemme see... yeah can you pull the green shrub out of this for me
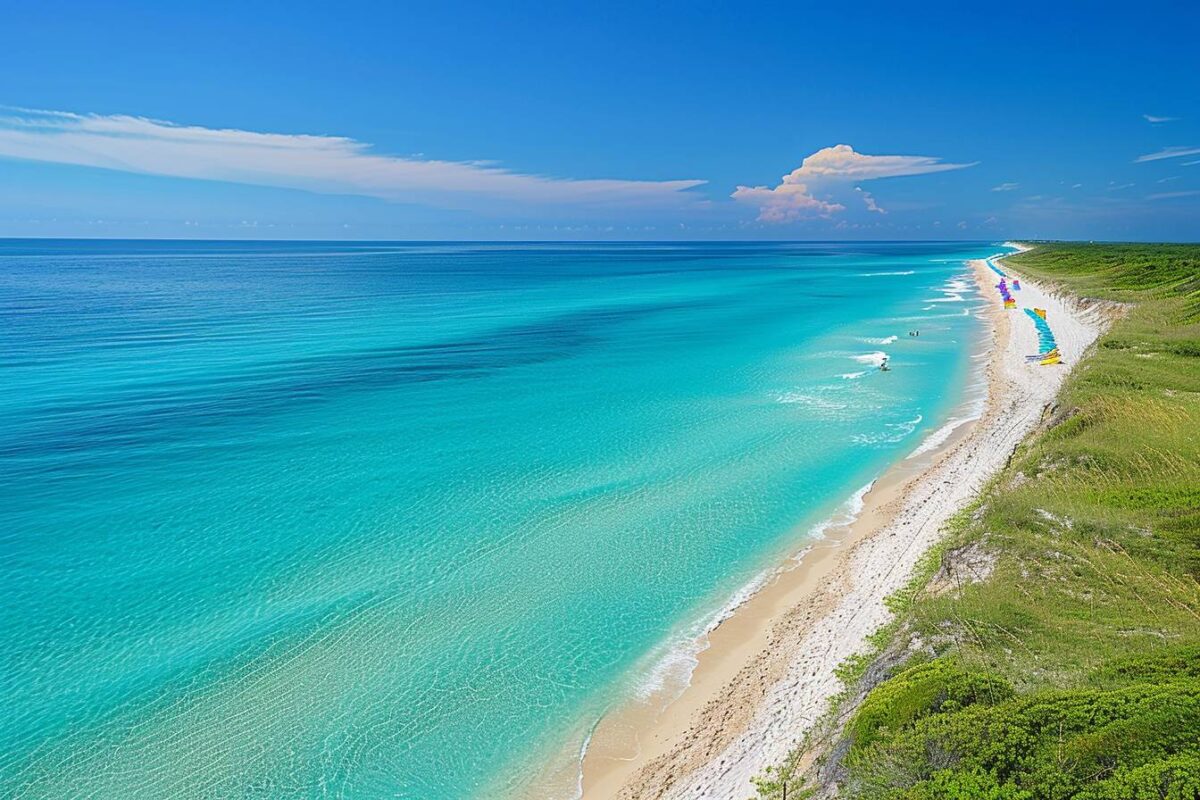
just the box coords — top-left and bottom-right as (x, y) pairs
(847, 683), (1200, 800)
(848, 659), (1013, 752)
(1073, 753), (1200, 800)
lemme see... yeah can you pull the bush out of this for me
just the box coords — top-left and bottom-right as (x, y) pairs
(846, 682), (1200, 800)
(848, 659), (1013, 752)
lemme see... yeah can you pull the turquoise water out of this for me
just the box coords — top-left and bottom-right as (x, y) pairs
(0, 241), (996, 798)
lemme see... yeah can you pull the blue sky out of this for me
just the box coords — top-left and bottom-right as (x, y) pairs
(1, 1), (1197, 240)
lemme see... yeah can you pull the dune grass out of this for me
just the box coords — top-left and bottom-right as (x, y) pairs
(764, 243), (1200, 800)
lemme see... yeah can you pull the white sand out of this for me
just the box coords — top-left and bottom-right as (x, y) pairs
(603, 245), (1111, 800)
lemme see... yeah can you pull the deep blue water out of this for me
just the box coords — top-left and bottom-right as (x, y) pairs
(0, 240), (997, 798)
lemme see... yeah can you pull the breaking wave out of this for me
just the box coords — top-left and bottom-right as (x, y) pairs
(852, 351), (889, 367)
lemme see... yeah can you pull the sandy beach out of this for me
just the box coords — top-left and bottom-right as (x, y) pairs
(576, 244), (1111, 800)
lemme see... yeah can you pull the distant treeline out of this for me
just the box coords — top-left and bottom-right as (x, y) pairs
(760, 242), (1200, 800)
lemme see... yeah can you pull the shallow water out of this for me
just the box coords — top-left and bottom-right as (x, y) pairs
(0, 240), (996, 798)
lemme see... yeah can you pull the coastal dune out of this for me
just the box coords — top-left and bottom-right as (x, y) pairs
(580, 246), (1111, 800)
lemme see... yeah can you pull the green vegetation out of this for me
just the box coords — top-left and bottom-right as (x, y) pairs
(763, 243), (1200, 800)
(1012, 243), (1200, 320)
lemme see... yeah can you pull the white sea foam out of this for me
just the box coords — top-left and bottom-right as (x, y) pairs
(856, 270), (915, 276)
(773, 391), (849, 412)
(573, 724), (597, 799)
(898, 310), (970, 321)
(796, 480), (875, 548)
(852, 414), (924, 445)
(628, 477), (875, 707)
(839, 371), (868, 380)
(908, 417), (970, 457)
(860, 335), (898, 345)
(907, 337), (990, 459)
(851, 350), (889, 367)
(921, 275), (974, 305)
(631, 567), (772, 701)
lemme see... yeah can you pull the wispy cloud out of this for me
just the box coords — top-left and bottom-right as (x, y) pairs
(1143, 114), (1178, 123)
(856, 187), (886, 214)
(731, 144), (974, 222)
(1134, 145), (1200, 163)
(1147, 189), (1200, 201)
(991, 182), (1019, 192)
(0, 106), (705, 209)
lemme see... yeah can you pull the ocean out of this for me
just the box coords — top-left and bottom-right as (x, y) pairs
(0, 240), (998, 798)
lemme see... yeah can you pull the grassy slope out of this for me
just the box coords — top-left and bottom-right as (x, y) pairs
(767, 244), (1200, 800)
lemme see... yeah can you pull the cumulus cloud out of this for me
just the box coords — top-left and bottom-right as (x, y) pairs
(730, 182), (844, 221)
(0, 106), (705, 209)
(1134, 145), (1200, 163)
(731, 144), (974, 222)
(777, 143), (975, 181)
(991, 182), (1020, 191)
(1143, 114), (1178, 123)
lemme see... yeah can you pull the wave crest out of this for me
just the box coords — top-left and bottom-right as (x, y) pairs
(852, 351), (889, 367)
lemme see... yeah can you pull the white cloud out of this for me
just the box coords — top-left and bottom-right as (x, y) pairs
(731, 181), (844, 221)
(775, 143), (975, 181)
(1143, 114), (1178, 123)
(1134, 145), (1200, 163)
(856, 186), (886, 213)
(0, 106), (705, 209)
(1147, 189), (1200, 201)
(991, 182), (1020, 191)
(731, 144), (974, 223)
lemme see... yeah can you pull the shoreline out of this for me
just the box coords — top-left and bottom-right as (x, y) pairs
(569, 243), (1109, 799)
